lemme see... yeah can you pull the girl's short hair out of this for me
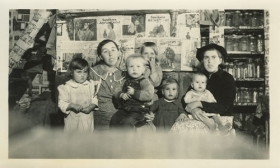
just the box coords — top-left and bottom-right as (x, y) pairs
(140, 42), (158, 56)
(97, 39), (119, 58)
(161, 78), (179, 90)
(125, 53), (147, 67)
(191, 72), (208, 82)
(67, 57), (89, 77)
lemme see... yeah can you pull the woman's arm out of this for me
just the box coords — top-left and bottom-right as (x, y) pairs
(148, 63), (163, 87)
(201, 75), (236, 115)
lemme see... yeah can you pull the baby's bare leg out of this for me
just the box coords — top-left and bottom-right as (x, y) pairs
(198, 110), (216, 131)
(212, 114), (231, 133)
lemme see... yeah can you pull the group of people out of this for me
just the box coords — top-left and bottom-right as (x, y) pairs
(58, 39), (236, 134)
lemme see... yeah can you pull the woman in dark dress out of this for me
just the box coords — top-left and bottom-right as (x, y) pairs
(170, 44), (236, 133)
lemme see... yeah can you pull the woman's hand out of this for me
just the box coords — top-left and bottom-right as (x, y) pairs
(82, 104), (96, 114)
(148, 58), (156, 74)
(185, 101), (202, 112)
(145, 112), (155, 122)
(176, 113), (188, 122)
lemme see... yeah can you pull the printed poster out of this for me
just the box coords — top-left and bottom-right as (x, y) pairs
(116, 38), (135, 71)
(74, 17), (97, 41)
(58, 41), (100, 72)
(181, 40), (200, 71)
(97, 16), (122, 41)
(209, 26), (224, 47)
(146, 14), (170, 38)
(122, 15), (145, 38)
(158, 39), (182, 71)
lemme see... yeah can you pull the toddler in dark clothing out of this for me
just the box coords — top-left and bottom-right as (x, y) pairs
(110, 53), (154, 130)
(150, 78), (187, 132)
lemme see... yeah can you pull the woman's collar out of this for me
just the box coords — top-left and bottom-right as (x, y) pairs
(91, 64), (125, 81)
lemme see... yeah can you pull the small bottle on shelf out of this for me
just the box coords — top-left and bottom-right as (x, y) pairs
(233, 35), (240, 51)
(235, 61), (241, 79)
(244, 88), (250, 103)
(201, 37), (208, 47)
(254, 59), (261, 78)
(251, 11), (259, 27)
(257, 34), (264, 52)
(247, 58), (254, 78)
(239, 63), (245, 79)
(239, 87), (245, 103)
(240, 35), (249, 51)
(249, 36), (257, 52)
(252, 88), (258, 103)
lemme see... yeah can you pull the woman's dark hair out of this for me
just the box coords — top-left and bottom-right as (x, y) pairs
(97, 39), (119, 58)
(67, 57), (89, 78)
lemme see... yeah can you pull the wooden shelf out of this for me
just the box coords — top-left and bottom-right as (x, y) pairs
(235, 78), (265, 81)
(227, 51), (264, 55)
(234, 102), (258, 106)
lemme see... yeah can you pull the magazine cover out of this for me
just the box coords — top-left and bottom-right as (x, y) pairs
(116, 38), (135, 71)
(158, 39), (182, 71)
(145, 14), (170, 38)
(134, 38), (158, 53)
(58, 41), (100, 72)
(74, 17), (97, 41)
(122, 15), (145, 38)
(97, 16), (122, 41)
(209, 25), (224, 47)
(181, 40), (200, 71)
(199, 9), (221, 26)
(176, 13), (200, 41)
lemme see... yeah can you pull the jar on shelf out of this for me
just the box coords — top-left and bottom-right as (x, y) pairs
(232, 10), (241, 27)
(225, 36), (233, 51)
(252, 88), (258, 103)
(247, 58), (254, 78)
(258, 11), (264, 27)
(236, 87), (242, 103)
(225, 13), (232, 26)
(243, 62), (248, 78)
(232, 36), (240, 51)
(251, 11), (259, 27)
(235, 62), (241, 79)
(201, 37), (208, 47)
(244, 88), (250, 103)
(257, 34), (264, 52)
(239, 63), (245, 79)
(239, 87), (245, 103)
(244, 12), (250, 26)
(228, 62), (234, 76)
(249, 36), (257, 52)
(240, 35), (249, 51)
(248, 13), (253, 26)
(248, 88), (253, 103)
(239, 12), (244, 26)
(254, 59), (261, 78)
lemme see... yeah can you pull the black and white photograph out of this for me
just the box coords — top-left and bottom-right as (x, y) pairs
(4, 3), (279, 168)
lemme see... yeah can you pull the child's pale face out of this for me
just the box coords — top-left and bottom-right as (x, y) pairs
(127, 58), (146, 79)
(73, 67), (88, 84)
(142, 47), (156, 61)
(192, 75), (207, 92)
(101, 42), (119, 67)
(163, 83), (178, 100)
